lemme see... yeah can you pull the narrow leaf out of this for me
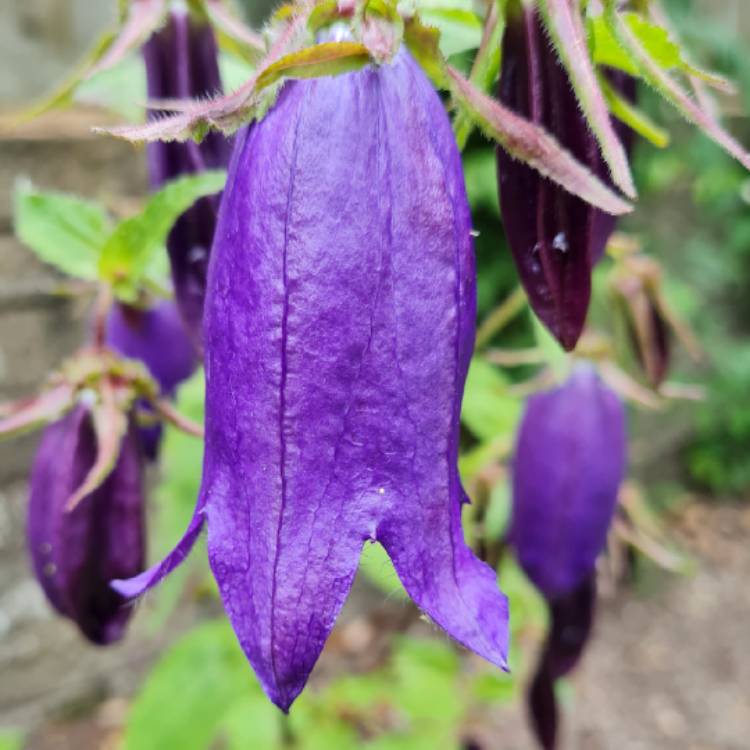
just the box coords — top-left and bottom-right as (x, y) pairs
(99, 170), (226, 298)
(14, 181), (111, 280)
(452, 0), (504, 150)
(0, 384), (75, 439)
(254, 42), (371, 91)
(603, 2), (750, 172)
(66, 382), (128, 511)
(88, 0), (168, 79)
(539, 0), (636, 198)
(447, 67), (632, 215)
(599, 75), (670, 148)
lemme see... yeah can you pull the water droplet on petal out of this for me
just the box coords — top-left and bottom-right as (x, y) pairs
(553, 232), (569, 254)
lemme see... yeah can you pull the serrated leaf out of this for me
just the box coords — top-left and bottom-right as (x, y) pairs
(599, 74), (670, 149)
(255, 42), (372, 91)
(539, 0), (636, 198)
(447, 66), (632, 216)
(123, 620), (260, 750)
(462, 357), (521, 441)
(591, 12), (736, 94)
(99, 170), (226, 299)
(602, 2), (750, 173)
(14, 182), (112, 280)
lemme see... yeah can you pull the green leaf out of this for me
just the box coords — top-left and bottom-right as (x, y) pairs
(123, 620), (260, 750)
(255, 42), (372, 91)
(403, 16), (447, 89)
(592, 12), (737, 94)
(601, 2), (750, 173)
(99, 170), (226, 300)
(0, 731), (23, 750)
(358, 541), (406, 599)
(13, 181), (111, 280)
(417, 1), (483, 58)
(461, 357), (521, 441)
(599, 74), (670, 149)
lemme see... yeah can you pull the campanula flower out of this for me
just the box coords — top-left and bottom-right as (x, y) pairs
(28, 406), (145, 645)
(115, 48), (510, 711)
(511, 365), (626, 748)
(143, 9), (232, 349)
(496, 3), (633, 349)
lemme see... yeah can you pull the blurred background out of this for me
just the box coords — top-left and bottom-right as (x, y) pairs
(0, 1), (749, 748)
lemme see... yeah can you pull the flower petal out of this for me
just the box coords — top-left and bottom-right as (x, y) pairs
(202, 51), (509, 710)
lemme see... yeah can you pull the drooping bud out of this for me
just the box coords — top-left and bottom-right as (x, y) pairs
(105, 301), (196, 397)
(28, 406), (145, 645)
(115, 48), (510, 711)
(610, 255), (671, 387)
(511, 365), (626, 748)
(143, 9), (232, 350)
(512, 365), (626, 598)
(496, 3), (632, 349)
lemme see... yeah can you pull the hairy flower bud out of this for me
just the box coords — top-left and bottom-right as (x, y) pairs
(143, 9), (231, 349)
(511, 365), (627, 598)
(28, 406), (145, 644)
(511, 366), (626, 749)
(497, 3), (632, 349)
(115, 48), (509, 710)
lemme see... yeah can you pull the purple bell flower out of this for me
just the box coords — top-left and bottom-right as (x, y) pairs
(143, 9), (232, 350)
(105, 300), (196, 459)
(496, 3), (633, 349)
(115, 49), (510, 710)
(511, 365), (626, 748)
(28, 406), (145, 645)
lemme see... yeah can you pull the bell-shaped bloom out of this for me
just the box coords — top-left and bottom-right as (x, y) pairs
(511, 365), (626, 598)
(511, 365), (626, 748)
(115, 49), (509, 710)
(496, 4), (633, 349)
(143, 9), (232, 349)
(106, 300), (196, 458)
(28, 406), (145, 644)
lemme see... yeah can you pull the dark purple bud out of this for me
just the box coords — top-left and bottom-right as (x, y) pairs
(28, 406), (145, 645)
(106, 301), (196, 396)
(143, 9), (232, 350)
(511, 365), (626, 599)
(496, 4), (631, 349)
(528, 576), (596, 750)
(115, 49), (509, 710)
(106, 300), (196, 459)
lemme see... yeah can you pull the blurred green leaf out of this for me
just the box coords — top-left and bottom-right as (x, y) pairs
(124, 619), (261, 750)
(0, 732), (23, 750)
(99, 170), (226, 300)
(418, 0), (482, 58)
(462, 357), (521, 441)
(13, 181), (111, 280)
(358, 541), (406, 599)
